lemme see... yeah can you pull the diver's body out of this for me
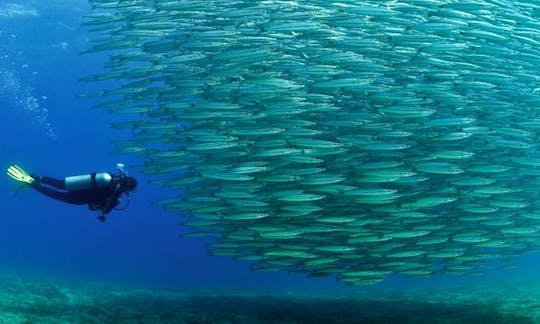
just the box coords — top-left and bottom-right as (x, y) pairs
(6, 164), (137, 222)
(32, 174), (126, 220)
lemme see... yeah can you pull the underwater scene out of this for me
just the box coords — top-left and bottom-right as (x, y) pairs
(4, 0), (540, 322)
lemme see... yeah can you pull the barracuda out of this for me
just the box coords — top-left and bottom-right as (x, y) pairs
(83, 0), (540, 286)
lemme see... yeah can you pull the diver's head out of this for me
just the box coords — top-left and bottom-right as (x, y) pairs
(120, 176), (137, 193)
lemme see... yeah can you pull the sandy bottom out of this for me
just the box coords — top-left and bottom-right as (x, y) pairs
(0, 274), (537, 323)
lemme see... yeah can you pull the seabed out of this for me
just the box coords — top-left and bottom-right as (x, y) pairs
(0, 273), (538, 323)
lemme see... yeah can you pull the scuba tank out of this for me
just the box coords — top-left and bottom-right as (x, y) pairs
(65, 172), (113, 191)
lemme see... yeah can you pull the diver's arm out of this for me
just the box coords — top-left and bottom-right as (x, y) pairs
(97, 184), (122, 222)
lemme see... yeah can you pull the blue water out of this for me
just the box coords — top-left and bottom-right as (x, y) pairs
(3, 1), (540, 310)
(0, 0), (353, 296)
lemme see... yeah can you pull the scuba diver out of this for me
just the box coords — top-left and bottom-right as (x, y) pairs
(6, 163), (137, 222)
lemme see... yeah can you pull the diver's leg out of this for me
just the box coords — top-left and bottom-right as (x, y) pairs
(31, 184), (87, 205)
(35, 176), (66, 190)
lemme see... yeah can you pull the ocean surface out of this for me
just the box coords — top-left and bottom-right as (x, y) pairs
(1, 1), (540, 323)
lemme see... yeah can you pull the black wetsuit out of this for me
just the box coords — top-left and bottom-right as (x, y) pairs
(31, 173), (122, 215)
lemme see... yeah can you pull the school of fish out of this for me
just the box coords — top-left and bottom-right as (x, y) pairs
(82, 0), (540, 285)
